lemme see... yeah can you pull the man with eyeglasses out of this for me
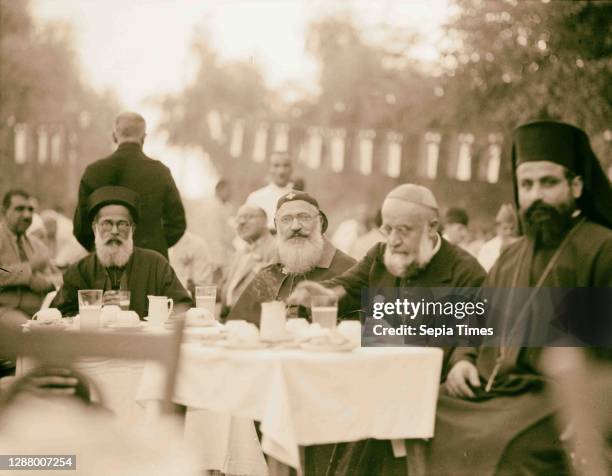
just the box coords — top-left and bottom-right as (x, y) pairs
(52, 186), (192, 318)
(227, 191), (355, 325)
(0, 189), (59, 329)
(286, 183), (486, 475)
(220, 204), (277, 317)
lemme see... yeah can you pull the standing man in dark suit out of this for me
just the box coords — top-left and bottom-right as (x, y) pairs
(73, 111), (186, 258)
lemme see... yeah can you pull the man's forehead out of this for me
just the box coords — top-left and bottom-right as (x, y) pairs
(270, 154), (291, 166)
(9, 195), (30, 208)
(516, 161), (566, 178)
(382, 198), (433, 223)
(277, 200), (317, 216)
(237, 204), (264, 217)
(97, 204), (131, 219)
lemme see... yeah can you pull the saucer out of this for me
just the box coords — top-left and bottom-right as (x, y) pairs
(299, 341), (358, 353)
(216, 340), (269, 350)
(107, 323), (146, 331)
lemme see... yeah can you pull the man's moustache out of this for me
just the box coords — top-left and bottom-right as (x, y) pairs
(288, 232), (309, 239)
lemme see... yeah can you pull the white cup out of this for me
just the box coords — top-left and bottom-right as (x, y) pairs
(32, 308), (62, 322)
(337, 321), (362, 346)
(260, 301), (287, 341)
(147, 296), (174, 327)
(286, 318), (308, 334)
(101, 305), (121, 326)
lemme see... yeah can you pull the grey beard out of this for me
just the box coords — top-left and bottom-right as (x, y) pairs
(277, 231), (324, 274)
(383, 234), (436, 278)
(95, 234), (134, 268)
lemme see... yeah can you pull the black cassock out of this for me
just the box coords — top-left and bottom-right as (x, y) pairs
(427, 218), (612, 476)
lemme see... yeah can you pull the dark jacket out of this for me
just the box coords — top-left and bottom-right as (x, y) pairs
(73, 142), (186, 258)
(51, 247), (192, 318)
(326, 238), (487, 314)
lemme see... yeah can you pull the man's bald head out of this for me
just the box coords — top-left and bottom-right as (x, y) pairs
(113, 112), (146, 145)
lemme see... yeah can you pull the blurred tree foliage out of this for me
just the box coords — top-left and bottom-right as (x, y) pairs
(440, 0), (612, 142)
(0, 0), (119, 210)
(301, 13), (438, 133)
(156, 30), (270, 148)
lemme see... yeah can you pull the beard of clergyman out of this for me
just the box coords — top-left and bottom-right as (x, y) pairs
(521, 199), (576, 248)
(384, 228), (436, 278)
(277, 227), (325, 274)
(95, 231), (134, 267)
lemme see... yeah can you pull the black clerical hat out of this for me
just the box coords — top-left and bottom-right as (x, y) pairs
(512, 121), (612, 228)
(87, 186), (140, 223)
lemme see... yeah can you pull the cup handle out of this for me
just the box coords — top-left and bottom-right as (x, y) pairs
(32, 312), (39, 321)
(167, 298), (174, 316)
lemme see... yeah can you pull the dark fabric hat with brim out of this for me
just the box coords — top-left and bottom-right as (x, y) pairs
(276, 191), (328, 233)
(511, 120), (612, 229)
(87, 186), (140, 223)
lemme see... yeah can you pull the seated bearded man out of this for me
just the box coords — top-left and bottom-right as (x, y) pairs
(52, 186), (192, 318)
(227, 191), (355, 324)
(287, 184), (486, 476)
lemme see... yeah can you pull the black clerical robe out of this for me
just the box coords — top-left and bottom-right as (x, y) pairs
(52, 247), (192, 318)
(427, 219), (612, 476)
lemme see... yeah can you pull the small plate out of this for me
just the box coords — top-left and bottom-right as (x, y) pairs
(300, 341), (358, 353)
(216, 340), (269, 350)
(107, 323), (146, 331)
(259, 335), (293, 344)
(23, 320), (69, 330)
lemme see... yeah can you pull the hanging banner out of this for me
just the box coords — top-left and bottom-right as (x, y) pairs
(14, 124), (28, 164)
(358, 129), (376, 175)
(230, 119), (244, 158)
(386, 132), (403, 178)
(51, 132), (63, 164)
(424, 132), (441, 179)
(330, 129), (346, 172)
(37, 127), (48, 164)
(456, 133), (474, 181)
(252, 123), (268, 162)
(273, 123), (290, 152)
(486, 133), (502, 183)
(307, 127), (323, 169)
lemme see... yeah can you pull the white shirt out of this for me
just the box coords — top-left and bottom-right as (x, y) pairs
(477, 236), (503, 272)
(246, 183), (293, 229)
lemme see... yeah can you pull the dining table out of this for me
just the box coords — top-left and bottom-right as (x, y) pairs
(136, 341), (444, 474)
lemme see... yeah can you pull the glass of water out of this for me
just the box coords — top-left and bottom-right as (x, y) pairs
(195, 286), (217, 319)
(310, 295), (338, 329)
(78, 289), (103, 330)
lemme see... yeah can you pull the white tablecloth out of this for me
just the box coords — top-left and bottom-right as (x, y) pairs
(136, 344), (443, 469)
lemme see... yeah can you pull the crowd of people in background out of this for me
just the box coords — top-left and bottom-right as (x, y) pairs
(1, 111), (610, 475)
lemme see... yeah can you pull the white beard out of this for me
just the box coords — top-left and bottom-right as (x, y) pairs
(384, 233), (436, 278)
(95, 233), (134, 268)
(277, 230), (324, 274)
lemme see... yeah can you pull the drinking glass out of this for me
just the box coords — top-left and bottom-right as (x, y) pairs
(311, 295), (338, 329)
(195, 286), (217, 318)
(78, 289), (103, 330)
(103, 290), (131, 310)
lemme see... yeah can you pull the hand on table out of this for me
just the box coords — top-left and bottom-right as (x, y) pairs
(445, 360), (481, 398)
(286, 281), (341, 307)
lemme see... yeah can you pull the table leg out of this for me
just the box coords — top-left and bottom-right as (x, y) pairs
(266, 447), (305, 476)
(405, 439), (427, 476)
(267, 457), (291, 476)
